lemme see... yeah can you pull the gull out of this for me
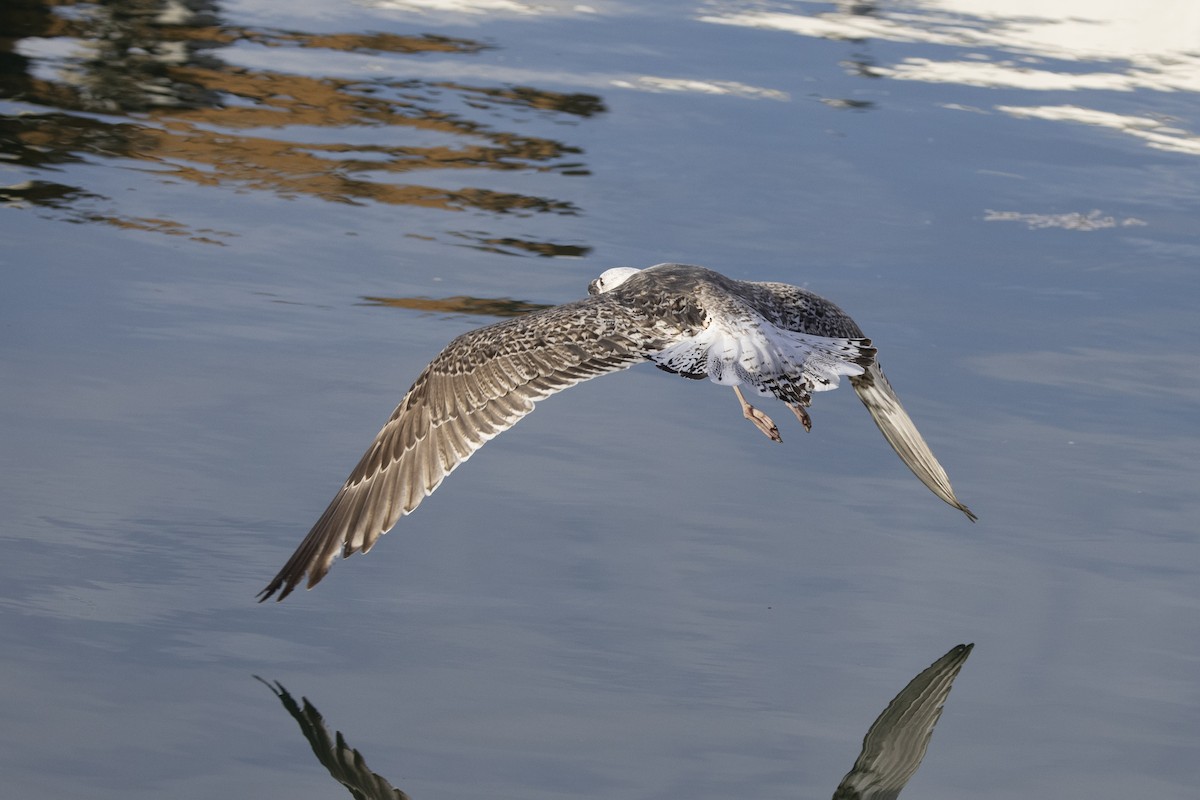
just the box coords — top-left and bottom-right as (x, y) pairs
(259, 263), (974, 601)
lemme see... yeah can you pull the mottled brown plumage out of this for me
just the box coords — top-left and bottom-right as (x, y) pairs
(259, 264), (972, 601)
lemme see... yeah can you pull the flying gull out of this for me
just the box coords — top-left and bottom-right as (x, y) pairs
(259, 263), (974, 601)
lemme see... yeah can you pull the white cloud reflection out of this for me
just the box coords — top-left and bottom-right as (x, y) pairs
(876, 58), (1193, 93)
(220, 45), (787, 102)
(611, 75), (788, 100)
(996, 105), (1200, 155)
(700, 1), (1200, 154)
(362, 0), (598, 16)
(984, 208), (1147, 230)
(700, 1), (1200, 92)
(352, 1), (788, 99)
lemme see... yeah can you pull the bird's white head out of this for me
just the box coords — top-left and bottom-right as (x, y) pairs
(588, 267), (642, 296)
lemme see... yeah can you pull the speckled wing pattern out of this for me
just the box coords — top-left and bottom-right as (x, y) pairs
(260, 264), (974, 601)
(652, 320), (875, 405)
(832, 643), (973, 800)
(642, 270), (875, 405)
(258, 296), (664, 601)
(746, 280), (976, 521)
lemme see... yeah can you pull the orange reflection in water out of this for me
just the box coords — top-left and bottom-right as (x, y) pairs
(0, 0), (601, 250)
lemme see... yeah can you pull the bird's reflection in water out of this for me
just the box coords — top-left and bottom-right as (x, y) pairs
(0, 0), (600, 249)
(258, 643), (971, 800)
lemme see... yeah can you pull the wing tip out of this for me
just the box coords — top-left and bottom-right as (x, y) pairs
(256, 575), (297, 603)
(257, 558), (336, 603)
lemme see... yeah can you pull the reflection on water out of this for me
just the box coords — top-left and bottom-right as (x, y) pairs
(358, 293), (552, 317)
(0, 0), (601, 249)
(994, 104), (1200, 156)
(833, 643), (972, 800)
(983, 208), (1147, 231)
(703, 0), (1200, 83)
(259, 644), (972, 800)
(258, 676), (410, 800)
(443, 230), (593, 258)
(702, 1), (1200, 154)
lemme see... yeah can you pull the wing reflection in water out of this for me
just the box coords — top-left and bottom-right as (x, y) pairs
(0, 0), (600, 249)
(256, 677), (411, 800)
(833, 643), (972, 800)
(258, 644), (971, 799)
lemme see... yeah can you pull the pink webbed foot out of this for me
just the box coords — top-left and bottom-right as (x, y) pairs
(733, 387), (781, 443)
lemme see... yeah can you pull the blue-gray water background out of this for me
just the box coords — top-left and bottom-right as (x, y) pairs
(2, 1), (1198, 798)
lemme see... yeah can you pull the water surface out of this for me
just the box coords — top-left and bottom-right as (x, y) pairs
(2, 2), (1198, 798)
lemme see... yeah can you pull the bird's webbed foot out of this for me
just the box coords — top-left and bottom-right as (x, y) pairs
(733, 387), (782, 443)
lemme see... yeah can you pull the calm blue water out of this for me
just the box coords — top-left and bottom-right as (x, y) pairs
(2, 2), (1198, 798)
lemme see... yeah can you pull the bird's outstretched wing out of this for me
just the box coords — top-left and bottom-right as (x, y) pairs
(849, 363), (977, 521)
(259, 297), (659, 601)
(833, 643), (973, 800)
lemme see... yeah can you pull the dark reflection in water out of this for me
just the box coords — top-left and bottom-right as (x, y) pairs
(820, 97), (875, 111)
(0, 0), (601, 249)
(259, 644), (972, 800)
(258, 675), (411, 800)
(358, 294), (553, 318)
(446, 231), (594, 258)
(833, 643), (972, 799)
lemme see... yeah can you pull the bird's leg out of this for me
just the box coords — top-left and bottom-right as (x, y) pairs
(789, 404), (812, 432)
(733, 387), (781, 443)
